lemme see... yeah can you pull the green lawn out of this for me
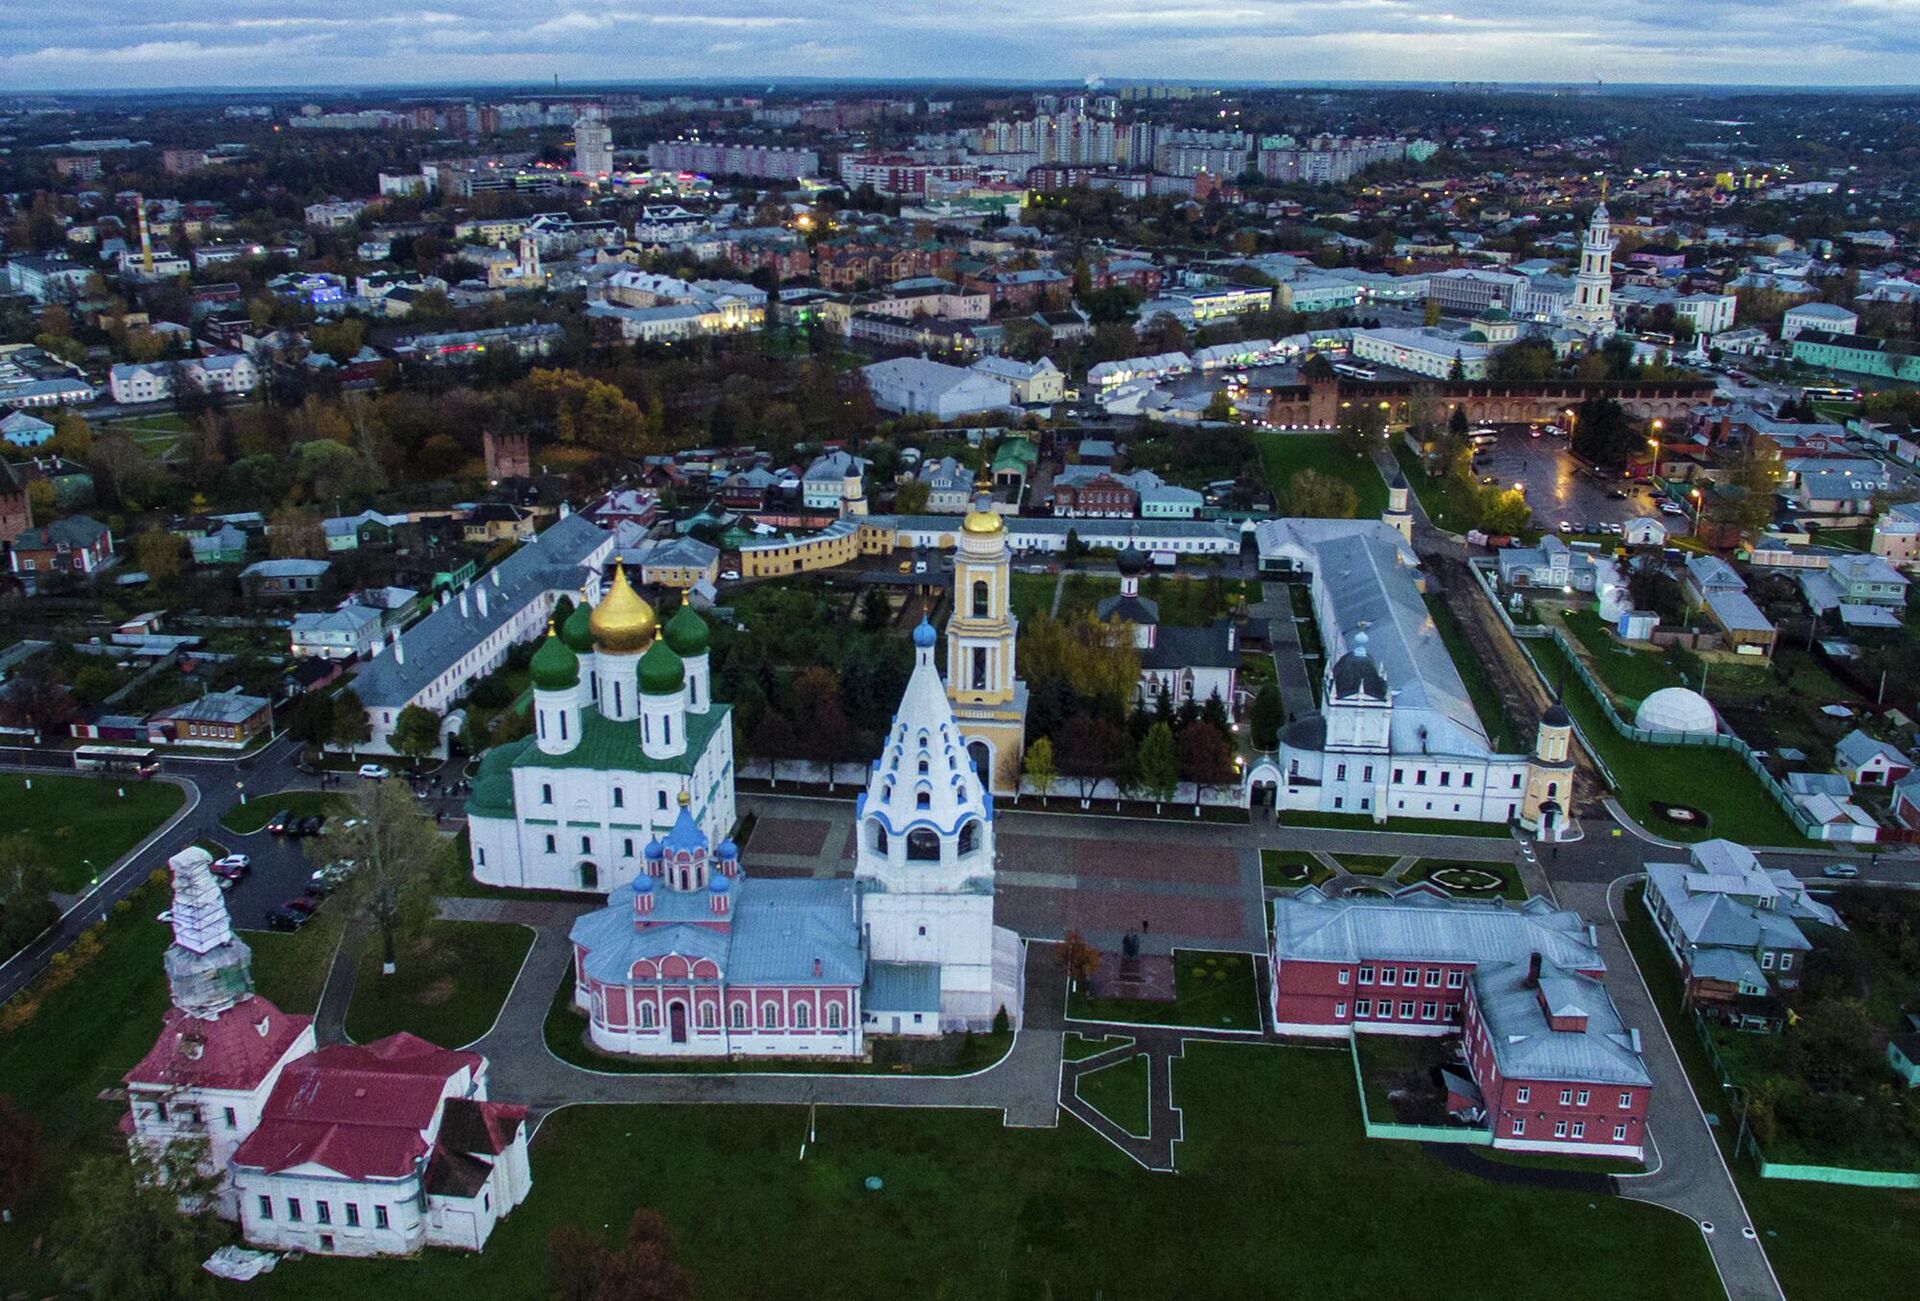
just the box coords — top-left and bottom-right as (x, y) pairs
(1393, 442), (1486, 533)
(1257, 433), (1389, 518)
(0, 774), (184, 893)
(1525, 638), (1808, 845)
(1558, 609), (1682, 706)
(220, 790), (350, 835)
(1402, 858), (1527, 901)
(1333, 852), (1401, 876)
(1068, 949), (1262, 1031)
(248, 923), (342, 1016)
(1009, 571), (1058, 622)
(1057, 572), (1119, 620)
(1063, 1032), (1127, 1061)
(545, 968), (1011, 1076)
(1138, 574), (1258, 627)
(0, 880), (321, 1295)
(1260, 849), (1333, 889)
(1423, 594), (1521, 751)
(1276, 808), (1516, 838)
(344, 919), (533, 1049)
(234, 1043), (1717, 1301)
(1620, 885), (1918, 1300)
(1075, 1052), (1150, 1136)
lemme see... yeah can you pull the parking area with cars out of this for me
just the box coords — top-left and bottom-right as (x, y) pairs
(1470, 423), (1687, 536)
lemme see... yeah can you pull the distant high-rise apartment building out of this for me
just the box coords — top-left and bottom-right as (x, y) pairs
(573, 114), (614, 180)
(646, 139), (820, 182)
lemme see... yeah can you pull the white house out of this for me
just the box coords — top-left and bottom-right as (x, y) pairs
(970, 355), (1064, 405)
(863, 357), (1012, 420)
(1781, 302), (1859, 342)
(289, 605), (385, 660)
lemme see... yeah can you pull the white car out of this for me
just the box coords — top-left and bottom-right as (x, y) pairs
(214, 854), (251, 873)
(358, 763), (392, 780)
(720, 569), (741, 582)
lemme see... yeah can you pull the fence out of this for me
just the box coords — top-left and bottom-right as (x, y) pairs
(1349, 1036), (1493, 1147)
(1466, 558), (1817, 841)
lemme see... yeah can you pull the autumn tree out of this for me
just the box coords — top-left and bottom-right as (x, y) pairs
(0, 835), (56, 956)
(0, 656), (75, 736)
(60, 1140), (222, 1301)
(390, 703), (443, 765)
(330, 686), (372, 757)
(1022, 735), (1057, 804)
(318, 777), (441, 975)
(1057, 712), (1131, 804)
(1176, 724), (1237, 808)
(132, 529), (185, 586)
(1286, 468), (1358, 519)
(1061, 929), (1101, 990)
(268, 506), (326, 559)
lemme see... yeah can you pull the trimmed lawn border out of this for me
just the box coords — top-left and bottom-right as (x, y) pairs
(1261, 849), (1333, 889)
(1402, 858), (1527, 901)
(345, 919), (533, 1049)
(1276, 809), (1515, 838)
(1064, 1032), (1128, 1061)
(1333, 852), (1401, 876)
(1067, 949), (1262, 1032)
(1075, 1052), (1151, 1136)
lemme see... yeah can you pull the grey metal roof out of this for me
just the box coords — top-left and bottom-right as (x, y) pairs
(1271, 888), (1602, 971)
(153, 689), (268, 725)
(241, 559), (331, 579)
(865, 961), (942, 1014)
(354, 513), (608, 709)
(1472, 959), (1652, 1087)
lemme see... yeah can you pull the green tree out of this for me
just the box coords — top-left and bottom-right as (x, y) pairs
(60, 1140), (222, 1301)
(320, 777), (442, 975)
(132, 529), (184, 586)
(1448, 351), (1466, 381)
(1249, 683), (1283, 750)
(330, 687), (372, 756)
(1570, 395), (1637, 468)
(1286, 468), (1358, 519)
(1176, 723), (1236, 808)
(892, 478), (930, 514)
(1423, 298), (1442, 327)
(390, 703), (442, 764)
(1022, 735), (1057, 804)
(0, 836), (57, 956)
(1476, 487), (1533, 536)
(283, 690), (337, 750)
(860, 588), (891, 633)
(1203, 390), (1236, 423)
(1135, 721), (1179, 808)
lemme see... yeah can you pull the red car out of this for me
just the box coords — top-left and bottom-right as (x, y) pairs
(284, 895), (321, 916)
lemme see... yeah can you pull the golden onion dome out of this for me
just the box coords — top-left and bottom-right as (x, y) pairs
(962, 508), (1004, 535)
(588, 561), (657, 653)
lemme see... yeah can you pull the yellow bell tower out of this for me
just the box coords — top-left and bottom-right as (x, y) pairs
(946, 499), (1027, 795)
(1520, 700), (1576, 841)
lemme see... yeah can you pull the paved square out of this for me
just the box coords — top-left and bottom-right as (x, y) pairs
(746, 816), (831, 858)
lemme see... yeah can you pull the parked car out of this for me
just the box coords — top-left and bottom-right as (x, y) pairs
(358, 763), (392, 780)
(1607, 488), (1628, 500)
(265, 809), (294, 834)
(293, 815), (326, 837)
(1822, 863), (1860, 879)
(285, 895), (321, 916)
(1557, 520), (1573, 534)
(720, 569), (741, 582)
(309, 860), (356, 894)
(213, 854), (251, 875)
(267, 908), (312, 932)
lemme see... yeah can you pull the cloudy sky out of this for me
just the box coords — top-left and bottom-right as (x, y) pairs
(2, 0), (1915, 91)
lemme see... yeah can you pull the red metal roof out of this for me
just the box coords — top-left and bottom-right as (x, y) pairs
(231, 1033), (483, 1181)
(123, 996), (311, 1093)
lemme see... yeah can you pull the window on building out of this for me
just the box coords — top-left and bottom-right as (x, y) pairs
(763, 1002), (781, 1028)
(580, 835), (592, 855)
(827, 1003), (842, 1029)
(1333, 1002), (1347, 1018)
(612, 787), (624, 808)
(1445, 1003), (1459, 1020)
(258, 1195), (273, 1220)
(346, 1204), (360, 1228)
(1421, 1001), (1437, 1020)
(795, 1004), (812, 1029)
(1559, 1089), (1573, 1106)
(623, 838), (634, 857)
(1358, 965), (1374, 984)
(1446, 970), (1464, 989)
(1393, 768), (1404, 783)
(731, 1003), (747, 1029)
(1511, 1118), (1526, 1136)
(1516, 1086), (1530, 1104)
(1554, 1120), (1568, 1138)
(1424, 969), (1441, 987)
(288, 1198), (303, 1222)
(1355, 999), (1371, 1017)
(544, 834), (556, 854)
(1619, 1093), (1632, 1109)
(1362, 765), (1373, 782)
(1337, 969), (1350, 985)
(640, 1003), (655, 1029)
(1439, 771), (1451, 787)
(224, 1107), (237, 1128)
(316, 1200), (331, 1225)
(1335, 763), (1347, 782)
(958, 820), (979, 855)
(972, 580), (989, 618)
(540, 783), (553, 804)
(1415, 770), (1426, 785)
(1399, 1000), (1414, 1018)
(1779, 953), (1794, 971)
(1462, 772), (1474, 789)
(907, 828), (940, 861)
(700, 1003), (716, 1029)
(971, 647), (988, 691)
(1379, 968), (1395, 986)
(1572, 1121), (1586, 1139)
(1612, 1124), (1627, 1142)
(1511, 773), (1523, 789)
(1402, 967), (1417, 985)
(1577, 1090), (1590, 1107)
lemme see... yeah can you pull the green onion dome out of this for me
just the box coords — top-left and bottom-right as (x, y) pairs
(664, 604), (710, 657)
(639, 638), (685, 695)
(560, 598), (595, 654)
(529, 622), (580, 691)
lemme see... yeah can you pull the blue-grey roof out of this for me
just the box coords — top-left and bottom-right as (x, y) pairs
(152, 689), (268, 725)
(241, 559), (331, 579)
(355, 513), (608, 709)
(1271, 887), (1602, 971)
(568, 876), (863, 988)
(1472, 959), (1652, 1087)
(865, 961), (942, 1014)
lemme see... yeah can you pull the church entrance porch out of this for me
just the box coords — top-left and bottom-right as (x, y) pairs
(669, 1001), (687, 1044)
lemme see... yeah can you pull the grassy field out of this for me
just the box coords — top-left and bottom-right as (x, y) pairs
(1057, 572), (1120, 620)
(1558, 609), (1682, 705)
(344, 919), (533, 1049)
(1402, 858), (1527, 901)
(0, 774), (184, 892)
(1260, 849), (1333, 889)
(1392, 443), (1486, 533)
(1009, 571), (1058, 622)
(1276, 808), (1515, 838)
(1526, 638), (1807, 846)
(248, 922), (342, 1016)
(220, 790), (350, 835)
(0, 880), (318, 1295)
(233, 1042), (1718, 1301)
(1063, 1032), (1127, 1061)
(1075, 1052), (1150, 1135)
(1257, 433), (1389, 519)
(1619, 886), (1918, 1300)
(1068, 949), (1262, 1031)
(1422, 594), (1521, 751)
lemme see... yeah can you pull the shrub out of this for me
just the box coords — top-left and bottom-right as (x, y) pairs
(992, 1005), (1010, 1035)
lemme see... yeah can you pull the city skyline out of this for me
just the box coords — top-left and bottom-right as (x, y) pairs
(3, 0), (1919, 93)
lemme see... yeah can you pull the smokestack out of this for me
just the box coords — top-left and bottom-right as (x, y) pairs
(136, 192), (154, 276)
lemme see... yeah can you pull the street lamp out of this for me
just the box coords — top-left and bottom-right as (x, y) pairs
(1648, 419), (1664, 481)
(235, 778), (247, 807)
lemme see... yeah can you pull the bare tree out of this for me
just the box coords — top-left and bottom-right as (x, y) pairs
(315, 778), (442, 975)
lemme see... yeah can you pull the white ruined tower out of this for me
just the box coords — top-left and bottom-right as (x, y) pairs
(1567, 181), (1617, 339)
(855, 617), (998, 1027)
(163, 845), (255, 1016)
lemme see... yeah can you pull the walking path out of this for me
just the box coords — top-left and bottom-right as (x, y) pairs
(1250, 581), (1316, 722)
(1561, 877), (1784, 1301)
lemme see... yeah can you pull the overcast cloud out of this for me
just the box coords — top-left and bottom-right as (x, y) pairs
(1, 0), (1915, 91)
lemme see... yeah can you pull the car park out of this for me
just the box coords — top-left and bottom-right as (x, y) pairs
(291, 814), (326, 837)
(286, 895), (321, 916)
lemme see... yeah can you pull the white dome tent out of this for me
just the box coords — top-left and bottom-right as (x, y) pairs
(1633, 686), (1717, 737)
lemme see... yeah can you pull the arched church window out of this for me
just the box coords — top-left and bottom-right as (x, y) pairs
(907, 829), (941, 862)
(972, 580), (989, 618)
(795, 1003), (812, 1029)
(871, 824), (889, 853)
(731, 1002), (747, 1029)
(699, 1003), (716, 1029)
(916, 788), (931, 809)
(763, 1002), (781, 1028)
(639, 1003), (655, 1029)
(958, 820), (979, 855)
(827, 1003), (843, 1029)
